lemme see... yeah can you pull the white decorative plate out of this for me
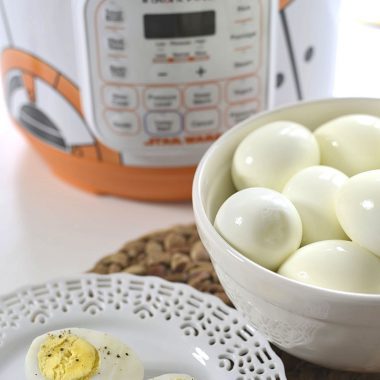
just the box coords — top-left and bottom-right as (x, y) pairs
(0, 274), (285, 379)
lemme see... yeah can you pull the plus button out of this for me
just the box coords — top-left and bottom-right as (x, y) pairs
(196, 66), (206, 77)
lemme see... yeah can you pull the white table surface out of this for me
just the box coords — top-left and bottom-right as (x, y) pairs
(1, 0), (380, 296)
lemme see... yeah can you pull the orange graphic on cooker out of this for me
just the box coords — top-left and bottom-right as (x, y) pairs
(1, 48), (194, 201)
(279, 0), (295, 10)
(1, 48), (121, 165)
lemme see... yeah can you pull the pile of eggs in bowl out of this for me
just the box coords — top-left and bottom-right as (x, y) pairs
(214, 114), (380, 294)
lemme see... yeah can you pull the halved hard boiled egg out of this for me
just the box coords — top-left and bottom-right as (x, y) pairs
(25, 328), (144, 380)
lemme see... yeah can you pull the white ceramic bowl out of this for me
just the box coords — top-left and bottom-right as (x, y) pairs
(193, 98), (380, 372)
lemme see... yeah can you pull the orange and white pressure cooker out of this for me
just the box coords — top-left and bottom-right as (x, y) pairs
(0, 0), (340, 201)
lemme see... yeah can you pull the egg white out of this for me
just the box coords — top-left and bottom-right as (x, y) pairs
(279, 240), (380, 293)
(148, 374), (195, 380)
(25, 328), (144, 380)
(314, 114), (380, 176)
(214, 188), (302, 270)
(336, 170), (380, 257)
(283, 165), (348, 245)
(232, 121), (320, 192)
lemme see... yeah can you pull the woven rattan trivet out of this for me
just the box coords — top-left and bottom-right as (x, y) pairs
(89, 224), (378, 380)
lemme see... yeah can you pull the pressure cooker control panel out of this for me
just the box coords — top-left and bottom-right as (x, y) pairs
(75, 0), (275, 166)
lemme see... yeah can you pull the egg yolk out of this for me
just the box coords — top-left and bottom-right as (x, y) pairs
(37, 333), (99, 380)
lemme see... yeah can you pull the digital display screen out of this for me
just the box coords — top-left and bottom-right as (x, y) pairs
(144, 11), (216, 39)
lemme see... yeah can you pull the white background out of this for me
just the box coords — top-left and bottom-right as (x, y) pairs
(1, 0), (380, 295)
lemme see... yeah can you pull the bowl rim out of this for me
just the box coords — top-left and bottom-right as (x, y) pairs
(193, 96), (380, 305)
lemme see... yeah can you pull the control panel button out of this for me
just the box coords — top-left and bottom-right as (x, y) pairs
(149, 65), (170, 81)
(146, 112), (182, 136)
(103, 1), (124, 23)
(230, 28), (257, 42)
(106, 59), (128, 81)
(185, 109), (219, 133)
(106, 111), (139, 134)
(104, 86), (137, 109)
(235, 0), (259, 15)
(227, 76), (258, 103)
(149, 64), (204, 82)
(105, 32), (126, 52)
(194, 51), (209, 61)
(173, 51), (191, 62)
(185, 84), (219, 108)
(233, 58), (256, 71)
(232, 21), (257, 50)
(153, 54), (168, 64)
(236, 2), (254, 14)
(144, 87), (180, 110)
(227, 101), (259, 127)
(196, 66), (207, 77)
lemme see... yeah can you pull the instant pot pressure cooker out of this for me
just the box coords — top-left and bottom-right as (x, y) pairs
(0, 0), (340, 201)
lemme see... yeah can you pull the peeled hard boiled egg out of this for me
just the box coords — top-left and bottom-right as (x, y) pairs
(278, 240), (380, 293)
(314, 114), (380, 176)
(25, 328), (144, 380)
(283, 165), (348, 245)
(232, 121), (320, 191)
(214, 187), (302, 270)
(336, 170), (380, 257)
(148, 374), (195, 380)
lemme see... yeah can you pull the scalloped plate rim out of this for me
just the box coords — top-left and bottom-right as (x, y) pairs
(0, 273), (286, 379)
